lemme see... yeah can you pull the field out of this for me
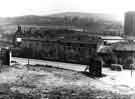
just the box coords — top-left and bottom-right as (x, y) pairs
(0, 65), (132, 99)
(0, 57), (132, 98)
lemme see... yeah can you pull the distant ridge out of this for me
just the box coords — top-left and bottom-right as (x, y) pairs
(47, 12), (120, 22)
(4, 12), (121, 23)
(0, 12), (123, 33)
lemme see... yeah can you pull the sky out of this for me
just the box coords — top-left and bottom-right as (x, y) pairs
(1, 0), (135, 21)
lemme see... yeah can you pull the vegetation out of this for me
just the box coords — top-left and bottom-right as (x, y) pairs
(0, 64), (132, 99)
(0, 12), (123, 34)
(9, 15), (122, 33)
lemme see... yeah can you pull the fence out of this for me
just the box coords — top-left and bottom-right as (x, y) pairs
(41, 94), (96, 99)
(0, 92), (132, 99)
(0, 94), (96, 99)
(39, 94), (129, 99)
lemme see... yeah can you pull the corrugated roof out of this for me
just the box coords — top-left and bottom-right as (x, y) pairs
(100, 36), (124, 44)
(113, 41), (135, 51)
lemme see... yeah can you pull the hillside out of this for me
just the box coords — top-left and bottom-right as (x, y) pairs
(0, 12), (123, 43)
(1, 12), (122, 33)
(48, 12), (120, 22)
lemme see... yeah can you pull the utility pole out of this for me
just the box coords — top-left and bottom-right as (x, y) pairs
(131, 50), (134, 77)
(28, 58), (30, 65)
(128, 39), (134, 77)
(27, 48), (31, 66)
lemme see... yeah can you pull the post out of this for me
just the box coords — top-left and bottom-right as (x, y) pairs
(26, 47), (31, 66)
(131, 51), (134, 77)
(9, 50), (12, 66)
(28, 58), (30, 65)
(128, 40), (133, 77)
(131, 64), (133, 77)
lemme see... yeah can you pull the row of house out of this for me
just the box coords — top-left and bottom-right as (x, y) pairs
(12, 26), (135, 69)
(12, 26), (103, 65)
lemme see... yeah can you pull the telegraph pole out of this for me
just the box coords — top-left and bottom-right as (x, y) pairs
(128, 39), (134, 77)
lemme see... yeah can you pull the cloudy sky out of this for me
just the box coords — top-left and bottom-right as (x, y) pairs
(1, 0), (135, 20)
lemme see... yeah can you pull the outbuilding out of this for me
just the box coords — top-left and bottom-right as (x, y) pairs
(112, 41), (135, 69)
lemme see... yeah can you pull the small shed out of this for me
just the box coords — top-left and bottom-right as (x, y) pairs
(112, 41), (135, 69)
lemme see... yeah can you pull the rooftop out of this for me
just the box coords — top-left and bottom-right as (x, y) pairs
(112, 41), (135, 51)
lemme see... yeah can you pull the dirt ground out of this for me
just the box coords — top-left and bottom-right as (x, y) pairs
(0, 64), (135, 99)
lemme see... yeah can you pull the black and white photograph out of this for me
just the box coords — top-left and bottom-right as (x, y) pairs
(0, 0), (135, 98)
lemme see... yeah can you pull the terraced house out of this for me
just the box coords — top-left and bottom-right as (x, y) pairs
(12, 26), (104, 65)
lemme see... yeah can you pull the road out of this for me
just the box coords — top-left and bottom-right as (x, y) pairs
(11, 57), (87, 71)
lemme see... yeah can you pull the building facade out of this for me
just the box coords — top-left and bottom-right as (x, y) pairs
(113, 41), (135, 69)
(124, 12), (135, 36)
(12, 26), (104, 65)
